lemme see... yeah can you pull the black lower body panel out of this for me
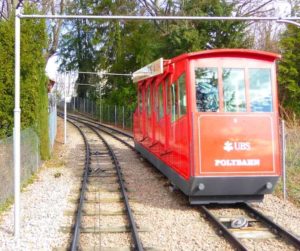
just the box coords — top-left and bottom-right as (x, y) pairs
(135, 141), (279, 204)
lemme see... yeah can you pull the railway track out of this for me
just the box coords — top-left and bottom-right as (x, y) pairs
(63, 112), (300, 250)
(65, 118), (144, 250)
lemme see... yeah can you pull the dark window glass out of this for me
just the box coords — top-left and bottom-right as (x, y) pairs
(249, 69), (273, 112)
(158, 84), (164, 120)
(178, 73), (187, 117)
(146, 86), (151, 116)
(138, 89), (143, 113)
(195, 67), (219, 112)
(170, 83), (178, 122)
(223, 68), (246, 112)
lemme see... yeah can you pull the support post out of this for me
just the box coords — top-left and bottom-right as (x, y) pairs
(122, 106), (125, 129)
(115, 105), (117, 126)
(282, 120), (287, 200)
(99, 83), (102, 123)
(14, 7), (21, 242)
(64, 80), (67, 144)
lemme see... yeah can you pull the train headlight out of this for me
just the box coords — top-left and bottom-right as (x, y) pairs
(266, 182), (273, 190)
(198, 183), (205, 191)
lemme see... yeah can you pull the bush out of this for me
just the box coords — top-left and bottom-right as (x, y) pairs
(0, 4), (50, 159)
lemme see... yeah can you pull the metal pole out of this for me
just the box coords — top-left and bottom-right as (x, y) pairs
(92, 100), (94, 116)
(64, 79), (67, 144)
(115, 105), (117, 126)
(282, 120), (287, 200)
(19, 14), (300, 23)
(99, 84), (102, 123)
(123, 106), (125, 129)
(14, 6), (21, 242)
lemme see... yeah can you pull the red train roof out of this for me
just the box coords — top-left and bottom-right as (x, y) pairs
(168, 49), (281, 63)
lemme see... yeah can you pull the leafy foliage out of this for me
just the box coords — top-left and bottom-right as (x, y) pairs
(59, 0), (255, 108)
(0, 4), (50, 159)
(278, 23), (300, 116)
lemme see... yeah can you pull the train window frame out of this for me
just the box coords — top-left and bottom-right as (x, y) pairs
(195, 67), (219, 112)
(249, 68), (273, 112)
(222, 68), (247, 112)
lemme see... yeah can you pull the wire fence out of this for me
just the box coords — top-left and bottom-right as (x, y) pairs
(0, 128), (40, 205)
(0, 94), (57, 206)
(66, 97), (135, 131)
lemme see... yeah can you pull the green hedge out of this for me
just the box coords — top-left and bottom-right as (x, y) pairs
(0, 4), (50, 159)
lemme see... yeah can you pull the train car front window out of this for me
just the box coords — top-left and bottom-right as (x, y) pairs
(249, 69), (273, 112)
(223, 68), (246, 112)
(195, 67), (219, 112)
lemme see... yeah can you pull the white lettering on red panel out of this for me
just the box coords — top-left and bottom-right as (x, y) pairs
(223, 141), (251, 152)
(215, 159), (260, 167)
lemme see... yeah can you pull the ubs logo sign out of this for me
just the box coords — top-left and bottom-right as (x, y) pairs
(223, 141), (251, 152)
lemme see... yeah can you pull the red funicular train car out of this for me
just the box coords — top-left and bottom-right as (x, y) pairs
(132, 49), (281, 204)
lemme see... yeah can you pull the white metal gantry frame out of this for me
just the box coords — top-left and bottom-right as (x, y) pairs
(13, 5), (300, 244)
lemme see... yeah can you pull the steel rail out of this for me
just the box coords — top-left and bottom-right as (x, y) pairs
(83, 124), (144, 251)
(199, 206), (248, 251)
(63, 113), (134, 147)
(243, 203), (300, 249)
(59, 111), (133, 139)
(67, 113), (300, 250)
(66, 119), (91, 251)
(65, 114), (143, 250)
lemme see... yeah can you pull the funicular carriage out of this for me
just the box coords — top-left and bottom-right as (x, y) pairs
(133, 49), (282, 204)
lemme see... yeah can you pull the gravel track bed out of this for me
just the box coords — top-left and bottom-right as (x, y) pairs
(100, 130), (233, 251)
(251, 195), (300, 238)
(100, 126), (300, 251)
(77, 125), (134, 249)
(0, 117), (84, 250)
(1, 115), (300, 250)
(208, 207), (297, 250)
(80, 232), (132, 248)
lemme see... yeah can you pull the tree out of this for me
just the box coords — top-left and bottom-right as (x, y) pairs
(278, 23), (300, 116)
(58, 0), (276, 108)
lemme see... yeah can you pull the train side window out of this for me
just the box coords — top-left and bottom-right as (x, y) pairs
(146, 85), (151, 116)
(178, 73), (187, 117)
(223, 68), (246, 112)
(157, 84), (164, 120)
(166, 78), (172, 115)
(170, 82), (179, 122)
(249, 69), (273, 112)
(195, 67), (219, 112)
(138, 89), (143, 113)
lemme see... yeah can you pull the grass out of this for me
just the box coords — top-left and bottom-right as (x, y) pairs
(275, 125), (300, 206)
(0, 197), (13, 215)
(0, 173), (38, 217)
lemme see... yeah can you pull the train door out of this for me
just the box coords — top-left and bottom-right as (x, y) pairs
(145, 82), (153, 144)
(139, 84), (147, 141)
(134, 86), (144, 141)
(155, 80), (166, 152)
(166, 72), (189, 178)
